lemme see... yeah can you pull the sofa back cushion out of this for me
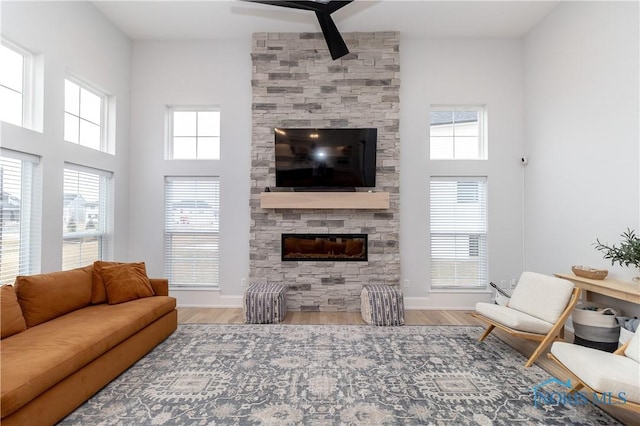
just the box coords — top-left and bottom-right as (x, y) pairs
(507, 271), (574, 324)
(15, 266), (93, 327)
(1, 285), (27, 338)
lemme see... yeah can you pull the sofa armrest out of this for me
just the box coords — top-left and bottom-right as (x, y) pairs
(149, 278), (169, 296)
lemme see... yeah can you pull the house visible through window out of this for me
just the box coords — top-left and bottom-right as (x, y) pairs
(0, 149), (41, 284)
(430, 177), (487, 288)
(64, 78), (106, 151)
(164, 177), (220, 288)
(62, 165), (112, 270)
(169, 109), (220, 160)
(430, 106), (486, 160)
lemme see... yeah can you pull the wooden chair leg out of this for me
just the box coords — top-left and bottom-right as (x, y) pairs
(479, 325), (495, 341)
(525, 331), (561, 367)
(525, 288), (581, 367)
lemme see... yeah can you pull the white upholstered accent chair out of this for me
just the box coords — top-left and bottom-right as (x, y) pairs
(472, 271), (581, 367)
(548, 328), (640, 412)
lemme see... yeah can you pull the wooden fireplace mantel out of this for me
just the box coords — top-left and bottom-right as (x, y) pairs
(259, 191), (390, 209)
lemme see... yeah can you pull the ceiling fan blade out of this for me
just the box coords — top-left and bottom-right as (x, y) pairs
(245, 0), (323, 12)
(244, 0), (353, 60)
(315, 11), (349, 60)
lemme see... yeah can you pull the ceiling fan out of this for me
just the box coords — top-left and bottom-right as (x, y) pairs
(247, 0), (354, 60)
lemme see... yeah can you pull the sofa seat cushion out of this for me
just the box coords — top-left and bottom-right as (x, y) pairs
(0, 296), (176, 418)
(551, 341), (640, 404)
(475, 302), (554, 334)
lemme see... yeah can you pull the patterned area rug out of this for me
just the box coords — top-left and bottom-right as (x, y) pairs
(60, 325), (619, 425)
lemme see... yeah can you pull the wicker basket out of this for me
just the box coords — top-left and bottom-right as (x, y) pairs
(572, 265), (608, 280)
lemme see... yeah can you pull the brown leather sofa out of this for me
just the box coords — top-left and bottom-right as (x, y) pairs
(0, 262), (177, 426)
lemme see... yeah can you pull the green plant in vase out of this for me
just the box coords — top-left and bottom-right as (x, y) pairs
(594, 228), (640, 283)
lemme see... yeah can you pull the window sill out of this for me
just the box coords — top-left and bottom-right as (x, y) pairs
(429, 288), (491, 294)
(169, 286), (220, 291)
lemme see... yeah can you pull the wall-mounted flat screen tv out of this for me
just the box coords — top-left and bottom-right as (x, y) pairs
(274, 128), (377, 188)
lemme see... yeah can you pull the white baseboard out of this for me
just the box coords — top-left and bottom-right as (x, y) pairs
(173, 290), (242, 308)
(405, 291), (492, 310)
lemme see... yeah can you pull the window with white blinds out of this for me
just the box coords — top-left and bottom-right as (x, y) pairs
(430, 177), (487, 289)
(62, 164), (112, 270)
(0, 149), (41, 284)
(164, 177), (220, 288)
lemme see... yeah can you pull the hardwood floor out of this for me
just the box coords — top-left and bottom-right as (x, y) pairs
(177, 308), (476, 326)
(176, 308), (634, 425)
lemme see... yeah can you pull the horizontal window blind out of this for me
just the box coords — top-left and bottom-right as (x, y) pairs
(165, 177), (220, 288)
(62, 164), (112, 270)
(0, 149), (41, 284)
(430, 177), (487, 288)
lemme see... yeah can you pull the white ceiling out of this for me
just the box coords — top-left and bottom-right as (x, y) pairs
(92, 1), (559, 40)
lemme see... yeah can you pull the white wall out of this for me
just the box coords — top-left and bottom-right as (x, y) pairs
(0, 1), (131, 272)
(524, 2), (639, 315)
(128, 41), (251, 306)
(400, 38), (526, 308)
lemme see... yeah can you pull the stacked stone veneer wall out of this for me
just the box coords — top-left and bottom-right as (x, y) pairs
(250, 32), (400, 311)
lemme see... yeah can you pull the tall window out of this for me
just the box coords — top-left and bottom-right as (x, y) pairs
(164, 177), (220, 288)
(168, 109), (220, 159)
(430, 106), (486, 160)
(430, 177), (487, 289)
(0, 42), (31, 127)
(62, 165), (112, 270)
(0, 149), (41, 284)
(64, 78), (106, 151)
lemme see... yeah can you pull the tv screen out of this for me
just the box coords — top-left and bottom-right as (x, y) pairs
(274, 128), (377, 188)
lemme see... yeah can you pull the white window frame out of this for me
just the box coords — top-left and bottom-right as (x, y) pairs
(64, 76), (109, 153)
(0, 149), (41, 284)
(62, 164), (113, 270)
(166, 107), (221, 160)
(429, 105), (487, 160)
(430, 176), (488, 289)
(0, 39), (36, 129)
(164, 176), (220, 289)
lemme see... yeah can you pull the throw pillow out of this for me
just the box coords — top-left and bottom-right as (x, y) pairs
(1, 285), (27, 338)
(102, 262), (155, 305)
(92, 261), (124, 304)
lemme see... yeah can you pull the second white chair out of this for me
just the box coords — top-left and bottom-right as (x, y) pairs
(472, 271), (581, 367)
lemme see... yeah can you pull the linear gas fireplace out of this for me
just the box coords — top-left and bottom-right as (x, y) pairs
(282, 234), (368, 262)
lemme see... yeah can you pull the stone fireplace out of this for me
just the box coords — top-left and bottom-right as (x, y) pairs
(249, 32), (400, 311)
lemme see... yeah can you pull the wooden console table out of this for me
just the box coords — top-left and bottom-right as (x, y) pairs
(555, 273), (640, 304)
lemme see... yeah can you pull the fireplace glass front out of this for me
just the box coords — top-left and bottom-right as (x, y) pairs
(281, 234), (368, 261)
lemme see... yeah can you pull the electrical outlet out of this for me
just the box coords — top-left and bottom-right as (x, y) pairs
(241, 278), (247, 288)
(510, 278), (517, 289)
(403, 279), (410, 289)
